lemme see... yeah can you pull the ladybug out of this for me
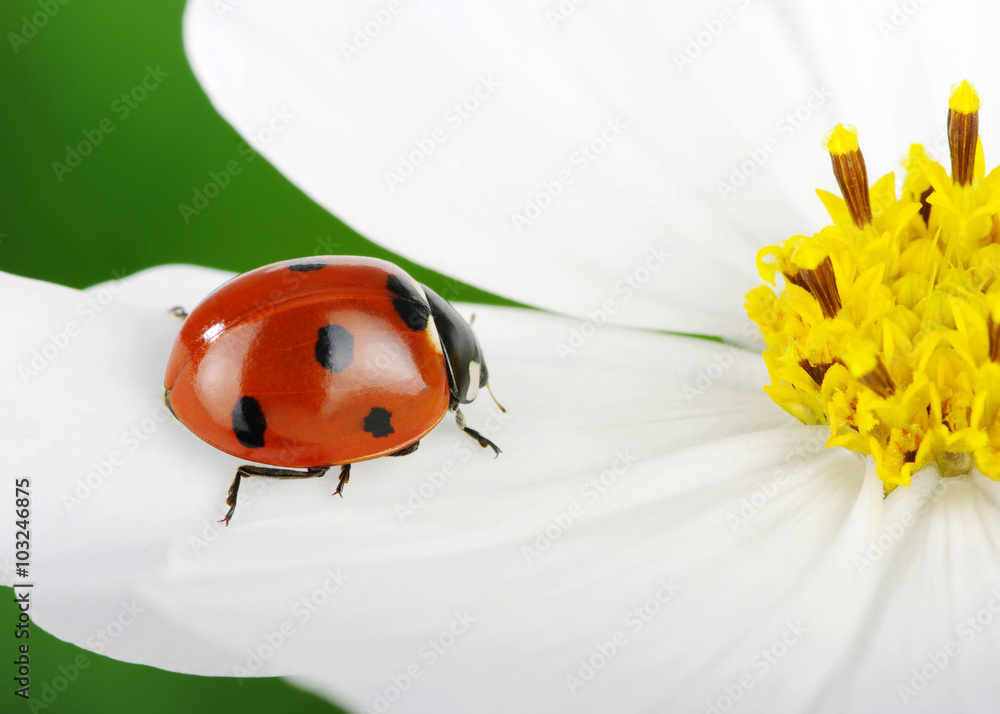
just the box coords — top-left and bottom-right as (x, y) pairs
(164, 256), (501, 524)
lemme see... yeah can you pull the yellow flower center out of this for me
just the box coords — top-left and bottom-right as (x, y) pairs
(748, 80), (1000, 490)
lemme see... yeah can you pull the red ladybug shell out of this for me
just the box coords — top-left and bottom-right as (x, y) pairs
(164, 256), (451, 467)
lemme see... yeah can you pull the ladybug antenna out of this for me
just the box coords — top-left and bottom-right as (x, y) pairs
(468, 312), (477, 327)
(485, 382), (506, 413)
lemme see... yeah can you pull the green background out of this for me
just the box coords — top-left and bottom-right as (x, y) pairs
(0, 0), (506, 712)
(0, 592), (344, 714)
(0, 0), (505, 299)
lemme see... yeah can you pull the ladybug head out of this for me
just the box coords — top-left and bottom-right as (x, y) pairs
(422, 285), (489, 406)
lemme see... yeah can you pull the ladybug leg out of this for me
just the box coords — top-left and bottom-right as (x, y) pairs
(454, 407), (501, 457)
(221, 464), (329, 525)
(333, 463), (351, 498)
(168, 306), (189, 319)
(388, 441), (420, 457)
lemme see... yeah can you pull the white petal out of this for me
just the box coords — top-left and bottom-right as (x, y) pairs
(812, 469), (1000, 714)
(182, 0), (838, 340)
(782, 1), (1000, 175)
(53, 268), (892, 710)
(89, 263), (235, 313)
(0, 272), (253, 670)
(184, 1), (1000, 340)
(13, 267), (1000, 711)
(150, 427), (873, 714)
(0, 266), (784, 679)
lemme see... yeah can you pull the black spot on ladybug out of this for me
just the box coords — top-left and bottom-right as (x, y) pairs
(232, 396), (267, 448)
(315, 324), (354, 372)
(288, 261), (327, 272)
(386, 274), (430, 331)
(363, 407), (394, 438)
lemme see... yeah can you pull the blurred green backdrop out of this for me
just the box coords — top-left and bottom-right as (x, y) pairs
(0, 0), (506, 712)
(0, 0), (504, 298)
(0, 592), (346, 714)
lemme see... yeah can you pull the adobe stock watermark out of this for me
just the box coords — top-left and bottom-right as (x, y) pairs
(673, 0), (752, 71)
(510, 116), (628, 234)
(394, 410), (509, 523)
(878, 0), (932, 39)
(232, 568), (350, 677)
(7, 0), (71, 54)
(18, 270), (131, 385)
(556, 246), (671, 361)
(62, 403), (174, 514)
(682, 344), (745, 401)
(187, 469), (283, 553)
(853, 514), (916, 575)
(384, 74), (500, 191)
(435, 276), (472, 303)
(363, 610), (478, 714)
(716, 84), (834, 202)
(178, 106), (294, 223)
(521, 449), (638, 564)
(51, 65), (169, 182)
(544, 0), (588, 30)
(213, 0), (246, 19)
(726, 431), (822, 533)
(23, 598), (146, 708)
(704, 619), (808, 713)
(16, 653), (91, 710)
(854, 476), (949, 575)
(921, 126), (951, 165)
(340, 0), (405, 62)
(896, 587), (1000, 704)
(85, 599), (145, 655)
(726, 472), (797, 533)
(312, 234), (342, 256)
(565, 578), (681, 694)
(687, 304), (773, 402)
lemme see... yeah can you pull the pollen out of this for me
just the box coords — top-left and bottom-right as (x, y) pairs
(748, 80), (1000, 490)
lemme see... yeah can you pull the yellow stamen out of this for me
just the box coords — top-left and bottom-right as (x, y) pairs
(989, 317), (1000, 363)
(784, 256), (841, 319)
(799, 359), (834, 387)
(949, 79), (980, 114)
(948, 80), (980, 187)
(748, 79), (1000, 490)
(857, 358), (895, 399)
(822, 124), (872, 228)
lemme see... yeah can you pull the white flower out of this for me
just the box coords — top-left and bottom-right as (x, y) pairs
(5, 2), (1000, 713)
